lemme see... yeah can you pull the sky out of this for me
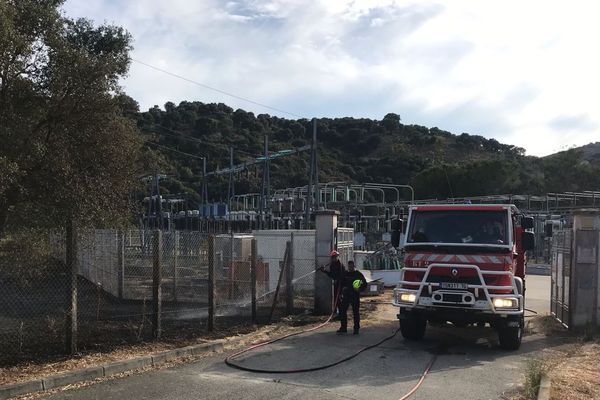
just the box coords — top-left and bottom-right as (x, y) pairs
(62, 0), (600, 157)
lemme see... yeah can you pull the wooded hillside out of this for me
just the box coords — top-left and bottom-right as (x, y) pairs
(136, 101), (600, 204)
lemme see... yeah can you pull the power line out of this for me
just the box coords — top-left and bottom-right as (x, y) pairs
(144, 140), (205, 160)
(132, 58), (304, 119)
(142, 124), (262, 158)
(228, 147), (261, 158)
(206, 144), (311, 177)
(146, 123), (205, 141)
(142, 126), (206, 145)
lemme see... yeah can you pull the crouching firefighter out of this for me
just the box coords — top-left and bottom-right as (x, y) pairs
(337, 260), (367, 334)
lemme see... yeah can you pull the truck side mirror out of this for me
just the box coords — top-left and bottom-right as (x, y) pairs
(521, 216), (534, 230)
(522, 231), (535, 251)
(391, 231), (401, 248)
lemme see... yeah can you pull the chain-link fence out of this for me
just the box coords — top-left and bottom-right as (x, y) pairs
(0, 229), (68, 364)
(0, 228), (319, 366)
(75, 230), (211, 349)
(213, 233), (254, 323)
(252, 230), (317, 321)
(551, 229), (572, 327)
(290, 232), (317, 311)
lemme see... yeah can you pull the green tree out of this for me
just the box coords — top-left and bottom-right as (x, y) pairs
(0, 0), (141, 232)
(382, 113), (401, 132)
(543, 149), (600, 193)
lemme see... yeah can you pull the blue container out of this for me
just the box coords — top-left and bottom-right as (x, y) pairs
(217, 203), (228, 217)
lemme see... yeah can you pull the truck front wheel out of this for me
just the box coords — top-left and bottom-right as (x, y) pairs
(497, 323), (523, 350)
(400, 313), (426, 341)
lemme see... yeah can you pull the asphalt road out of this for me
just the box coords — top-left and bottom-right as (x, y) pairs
(48, 275), (554, 400)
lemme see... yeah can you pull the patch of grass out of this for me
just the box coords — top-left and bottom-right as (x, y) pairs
(525, 314), (568, 336)
(523, 358), (545, 400)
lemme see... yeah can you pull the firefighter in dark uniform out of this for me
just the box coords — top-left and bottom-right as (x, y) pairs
(319, 250), (345, 315)
(338, 260), (367, 334)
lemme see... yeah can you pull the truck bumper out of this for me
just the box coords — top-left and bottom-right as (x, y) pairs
(397, 307), (523, 327)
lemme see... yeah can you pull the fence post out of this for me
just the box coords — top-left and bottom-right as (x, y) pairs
(229, 231), (235, 300)
(117, 230), (125, 300)
(286, 234), (294, 315)
(173, 231), (179, 303)
(208, 234), (215, 332)
(269, 243), (289, 323)
(152, 230), (162, 340)
(65, 219), (78, 354)
(251, 238), (257, 324)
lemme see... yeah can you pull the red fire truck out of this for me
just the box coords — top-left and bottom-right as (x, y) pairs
(392, 204), (535, 350)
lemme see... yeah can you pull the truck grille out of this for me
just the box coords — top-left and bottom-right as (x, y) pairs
(442, 293), (463, 303)
(425, 276), (482, 285)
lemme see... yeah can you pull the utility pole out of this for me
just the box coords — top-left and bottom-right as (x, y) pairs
(157, 173), (163, 230)
(201, 157), (208, 211)
(306, 118), (318, 228)
(227, 147), (234, 232)
(151, 172), (163, 230)
(266, 136), (270, 225)
(146, 177), (153, 231)
(184, 197), (189, 230)
(313, 119), (319, 210)
(260, 135), (270, 230)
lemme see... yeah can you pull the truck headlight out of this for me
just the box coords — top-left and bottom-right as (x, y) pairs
(397, 292), (416, 303)
(493, 297), (519, 309)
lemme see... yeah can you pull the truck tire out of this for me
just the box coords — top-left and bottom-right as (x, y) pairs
(498, 323), (523, 350)
(400, 314), (426, 341)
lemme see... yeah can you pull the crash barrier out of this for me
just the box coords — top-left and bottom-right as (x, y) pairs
(0, 228), (318, 366)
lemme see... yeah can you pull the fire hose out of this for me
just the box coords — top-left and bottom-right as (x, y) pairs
(224, 277), (438, 399)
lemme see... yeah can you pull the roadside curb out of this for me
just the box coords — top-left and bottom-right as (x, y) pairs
(537, 374), (551, 400)
(0, 341), (224, 400)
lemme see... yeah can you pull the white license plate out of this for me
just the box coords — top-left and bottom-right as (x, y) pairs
(440, 282), (468, 290)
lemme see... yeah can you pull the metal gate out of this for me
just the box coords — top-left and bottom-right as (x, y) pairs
(551, 229), (572, 327)
(335, 227), (354, 266)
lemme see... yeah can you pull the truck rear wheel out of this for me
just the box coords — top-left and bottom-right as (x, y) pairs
(400, 314), (426, 341)
(498, 324), (523, 350)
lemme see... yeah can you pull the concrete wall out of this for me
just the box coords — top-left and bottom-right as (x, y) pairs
(571, 210), (600, 328)
(314, 211), (339, 315)
(252, 230), (315, 293)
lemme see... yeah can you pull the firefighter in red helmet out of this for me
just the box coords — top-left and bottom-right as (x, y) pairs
(338, 260), (367, 334)
(319, 250), (345, 317)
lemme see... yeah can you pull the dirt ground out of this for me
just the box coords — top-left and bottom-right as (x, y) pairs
(5, 293), (598, 400)
(547, 342), (600, 400)
(514, 315), (600, 400)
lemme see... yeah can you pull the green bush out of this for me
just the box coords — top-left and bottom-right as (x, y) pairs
(0, 230), (65, 287)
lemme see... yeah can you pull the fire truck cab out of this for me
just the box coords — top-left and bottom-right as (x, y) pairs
(392, 204), (535, 350)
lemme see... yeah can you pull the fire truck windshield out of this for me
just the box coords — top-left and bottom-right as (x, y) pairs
(407, 210), (509, 246)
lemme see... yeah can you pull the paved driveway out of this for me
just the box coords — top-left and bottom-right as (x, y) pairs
(48, 275), (554, 400)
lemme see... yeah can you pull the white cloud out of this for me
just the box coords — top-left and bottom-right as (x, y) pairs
(62, 0), (600, 156)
